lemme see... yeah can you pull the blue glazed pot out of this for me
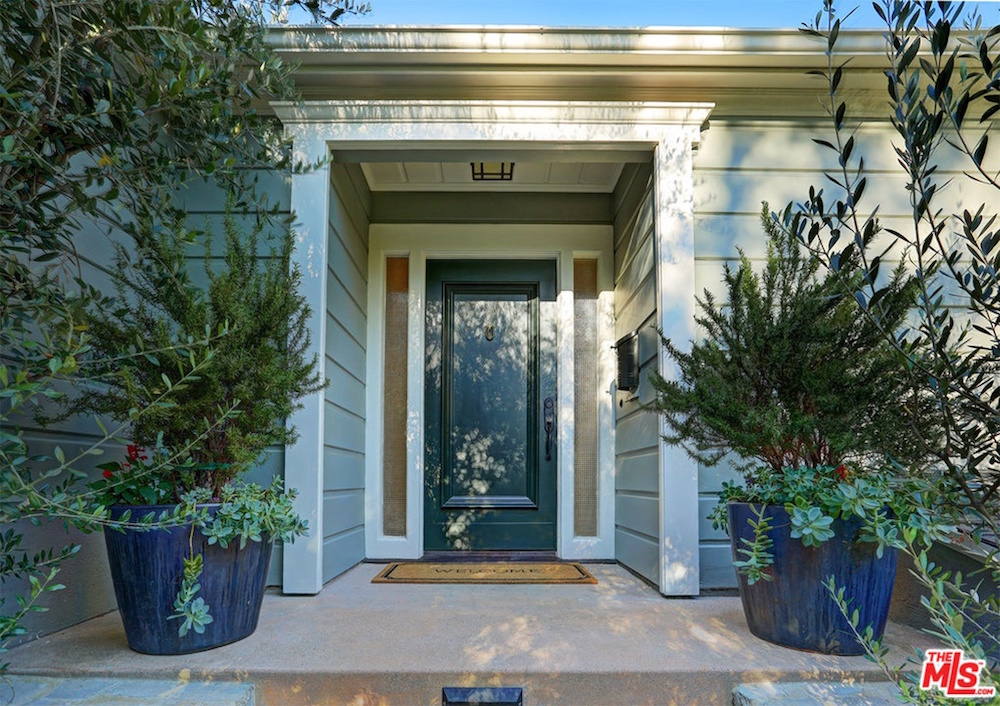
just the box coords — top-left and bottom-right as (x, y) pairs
(728, 501), (898, 655)
(103, 504), (273, 655)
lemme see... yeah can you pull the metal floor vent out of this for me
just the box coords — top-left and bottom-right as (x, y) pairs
(442, 687), (524, 705)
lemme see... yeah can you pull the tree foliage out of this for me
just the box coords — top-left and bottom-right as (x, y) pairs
(650, 205), (934, 475)
(75, 202), (325, 496)
(782, 0), (1000, 692)
(787, 0), (1000, 536)
(1, 0), (364, 257)
(1, 0), (361, 660)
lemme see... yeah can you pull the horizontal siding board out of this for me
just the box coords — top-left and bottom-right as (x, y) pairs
(326, 275), (367, 344)
(693, 170), (993, 220)
(176, 171), (291, 212)
(694, 121), (994, 173)
(325, 317), (366, 380)
(322, 526), (365, 584)
(5, 516), (116, 646)
(615, 193), (654, 278)
(327, 229), (369, 304)
(694, 213), (960, 260)
(700, 544), (738, 589)
(239, 446), (285, 588)
(242, 447), (283, 485)
(614, 410), (658, 455)
(343, 163), (373, 222)
(698, 496), (728, 542)
(615, 451), (659, 494)
(637, 323), (660, 365)
(635, 359), (661, 407)
(694, 257), (965, 308)
(616, 492), (659, 537)
(331, 163), (372, 226)
(17, 432), (120, 479)
(323, 489), (365, 537)
(613, 164), (652, 237)
(698, 459), (743, 493)
(328, 217), (368, 281)
(324, 446), (365, 492)
(615, 528), (659, 586)
(14, 405), (116, 440)
(324, 400), (365, 454)
(324, 360), (365, 418)
(615, 272), (656, 338)
(614, 231), (654, 310)
(612, 163), (642, 219)
(330, 170), (371, 250)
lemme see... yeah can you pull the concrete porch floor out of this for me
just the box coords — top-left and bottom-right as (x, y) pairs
(4, 563), (936, 706)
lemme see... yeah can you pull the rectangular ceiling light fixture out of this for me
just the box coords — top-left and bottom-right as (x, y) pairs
(470, 161), (515, 181)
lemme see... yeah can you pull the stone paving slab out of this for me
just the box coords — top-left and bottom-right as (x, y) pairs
(0, 675), (254, 706)
(734, 680), (902, 705)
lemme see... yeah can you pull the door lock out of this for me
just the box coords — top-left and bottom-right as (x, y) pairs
(543, 397), (555, 461)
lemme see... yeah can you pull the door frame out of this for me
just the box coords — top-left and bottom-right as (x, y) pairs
(365, 225), (614, 560)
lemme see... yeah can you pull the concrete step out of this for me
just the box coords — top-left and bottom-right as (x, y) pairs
(4, 564), (938, 706)
(733, 681), (901, 705)
(0, 675), (254, 706)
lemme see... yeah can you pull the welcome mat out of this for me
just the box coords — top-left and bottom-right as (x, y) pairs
(372, 561), (597, 584)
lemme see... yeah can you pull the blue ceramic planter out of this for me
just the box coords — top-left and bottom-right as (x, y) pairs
(728, 501), (898, 655)
(103, 504), (273, 655)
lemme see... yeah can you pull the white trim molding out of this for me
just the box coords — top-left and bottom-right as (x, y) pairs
(654, 133), (702, 597)
(275, 99), (713, 592)
(282, 133), (331, 594)
(366, 226), (615, 561)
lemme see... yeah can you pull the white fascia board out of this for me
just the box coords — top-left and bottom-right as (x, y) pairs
(273, 100), (714, 132)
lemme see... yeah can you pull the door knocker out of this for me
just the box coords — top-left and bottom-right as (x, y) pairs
(484, 324), (496, 341)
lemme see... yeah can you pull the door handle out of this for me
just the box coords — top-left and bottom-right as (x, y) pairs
(543, 397), (555, 461)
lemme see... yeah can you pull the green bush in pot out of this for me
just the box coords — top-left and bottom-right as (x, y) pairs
(75, 201), (325, 652)
(649, 205), (953, 653)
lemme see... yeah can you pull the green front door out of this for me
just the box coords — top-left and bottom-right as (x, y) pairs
(424, 260), (557, 551)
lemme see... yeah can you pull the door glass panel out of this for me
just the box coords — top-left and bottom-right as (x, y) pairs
(447, 290), (533, 502)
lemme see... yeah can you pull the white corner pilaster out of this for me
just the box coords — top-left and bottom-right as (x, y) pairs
(282, 132), (330, 594)
(654, 129), (702, 597)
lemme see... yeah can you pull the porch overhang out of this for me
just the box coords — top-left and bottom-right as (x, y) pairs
(277, 99), (712, 596)
(268, 26), (890, 118)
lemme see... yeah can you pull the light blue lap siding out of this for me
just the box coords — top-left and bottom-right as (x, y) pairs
(323, 164), (370, 584)
(613, 162), (662, 587)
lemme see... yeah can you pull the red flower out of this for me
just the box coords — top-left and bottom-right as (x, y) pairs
(835, 465), (848, 481)
(126, 445), (148, 462)
(102, 469), (114, 479)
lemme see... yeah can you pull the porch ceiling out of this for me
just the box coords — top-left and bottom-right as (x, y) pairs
(359, 160), (626, 193)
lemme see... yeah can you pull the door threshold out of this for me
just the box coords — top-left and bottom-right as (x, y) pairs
(418, 551), (560, 563)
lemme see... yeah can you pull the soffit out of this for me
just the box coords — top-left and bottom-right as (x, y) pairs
(360, 161), (625, 193)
